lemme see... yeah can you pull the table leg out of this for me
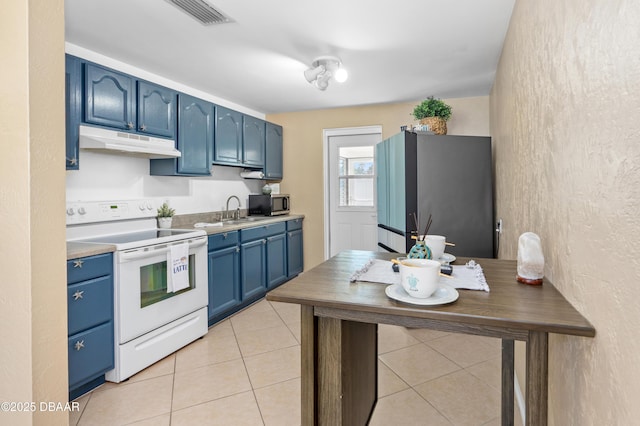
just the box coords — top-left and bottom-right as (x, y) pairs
(501, 339), (514, 426)
(302, 308), (378, 426)
(526, 331), (548, 426)
(301, 305), (317, 426)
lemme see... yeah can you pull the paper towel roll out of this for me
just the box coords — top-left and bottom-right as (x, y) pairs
(240, 170), (265, 179)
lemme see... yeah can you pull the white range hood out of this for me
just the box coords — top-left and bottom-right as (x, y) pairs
(79, 125), (181, 159)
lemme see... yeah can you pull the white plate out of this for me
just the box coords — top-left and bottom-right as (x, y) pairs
(437, 253), (456, 264)
(385, 283), (459, 306)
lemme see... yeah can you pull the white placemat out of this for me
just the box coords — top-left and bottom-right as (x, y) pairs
(350, 259), (490, 292)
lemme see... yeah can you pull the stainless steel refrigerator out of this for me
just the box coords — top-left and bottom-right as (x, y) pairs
(376, 131), (495, 258)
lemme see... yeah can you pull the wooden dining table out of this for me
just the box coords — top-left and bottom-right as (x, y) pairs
(266, 250), (595, 426)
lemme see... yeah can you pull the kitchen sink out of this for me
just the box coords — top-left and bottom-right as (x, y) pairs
(221, 217), (268, 225)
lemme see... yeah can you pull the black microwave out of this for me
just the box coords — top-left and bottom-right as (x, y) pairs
(248, 194), (290, 216)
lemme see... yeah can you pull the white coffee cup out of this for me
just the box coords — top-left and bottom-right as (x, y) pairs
(424, 235), (446, 260)
(399, 259), (441, 298)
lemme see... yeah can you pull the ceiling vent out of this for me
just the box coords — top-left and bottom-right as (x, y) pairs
(166, 0), (233, 25)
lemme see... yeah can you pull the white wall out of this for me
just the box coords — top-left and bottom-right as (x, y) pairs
(66, 152), (264, 214)
(65, 45), (268, 214)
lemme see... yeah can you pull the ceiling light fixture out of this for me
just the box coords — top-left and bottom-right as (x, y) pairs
(304, 56), (348, 91)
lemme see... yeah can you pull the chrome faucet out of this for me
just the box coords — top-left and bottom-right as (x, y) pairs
(225, 195), (241, 220)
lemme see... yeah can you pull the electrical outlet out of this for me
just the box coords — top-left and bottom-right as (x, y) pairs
(496, 219), (503, 234)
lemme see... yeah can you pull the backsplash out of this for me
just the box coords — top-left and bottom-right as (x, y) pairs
(66, 150), (263, 214)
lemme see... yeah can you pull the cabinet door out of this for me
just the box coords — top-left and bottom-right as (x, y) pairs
(375, 140), (389, 227)
(265, 122), (283, 180)
(68, 275), (113, 336)
(287, 229), (304, 278)
(65, 55), (81, 170)
(177, 94), (213, 175)
(214, 106), (242, 165)
(68, 322), (114, 389)
(266, 233), (287, 288)
(137, 81), (176, 138)
(388, 133), (407, 232)
(84, 63), (135, 130)
(242, 115), (265, 167)
(240, 239), (267, 300)
(208, 245), (241, 321)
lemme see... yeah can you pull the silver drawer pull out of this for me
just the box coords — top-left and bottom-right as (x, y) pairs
(73, 290), (84, 301)
(73, 259), (84, 268)
(74, 340), (85, 351)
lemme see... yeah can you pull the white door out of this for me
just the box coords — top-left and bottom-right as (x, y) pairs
(326, 129), (381, 258)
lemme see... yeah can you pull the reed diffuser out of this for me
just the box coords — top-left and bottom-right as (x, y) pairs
(408, 212), (433, 259)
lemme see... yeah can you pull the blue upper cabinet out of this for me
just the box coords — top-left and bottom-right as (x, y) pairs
(264, 122), (283, 180)
(84, 63), (136, 130)
(242, 115), (265, 168)
(176, 93), (214, 175)
(214, 106), (242, 165)
(65, 55), (82, 170)
(137, 81), (176, 138)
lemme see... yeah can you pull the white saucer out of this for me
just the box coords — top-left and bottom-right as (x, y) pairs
(385, 283), (459, 306)
(437, 253), (456, 264)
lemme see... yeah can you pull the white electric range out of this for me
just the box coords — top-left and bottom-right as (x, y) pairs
(66, 199), (208, 382)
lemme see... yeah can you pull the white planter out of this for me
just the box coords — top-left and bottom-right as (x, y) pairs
(158, 217), (173, 229)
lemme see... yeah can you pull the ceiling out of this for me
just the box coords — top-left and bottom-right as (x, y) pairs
(65, 0), (515, 115)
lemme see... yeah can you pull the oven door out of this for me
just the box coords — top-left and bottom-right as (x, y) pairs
(115, 236), (207, 344)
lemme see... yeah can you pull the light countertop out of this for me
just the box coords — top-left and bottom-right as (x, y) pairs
(67, 214), (304, 259)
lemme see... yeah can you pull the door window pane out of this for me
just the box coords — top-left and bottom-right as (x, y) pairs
(338, 146), (374, 207)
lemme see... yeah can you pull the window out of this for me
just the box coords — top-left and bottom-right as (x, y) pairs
(338, 146), (374, 207)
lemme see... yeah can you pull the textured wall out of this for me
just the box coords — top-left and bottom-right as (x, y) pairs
(268, 96), (490, 269)
(0, 0), (67, 424)
(491, 0), (640, 423)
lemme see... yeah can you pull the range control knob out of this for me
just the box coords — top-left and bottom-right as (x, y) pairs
(78, 207), (86, 215)
(146, 203), (153, 211)
(139, 204), (146, 211)
(66, 208), (75, 216)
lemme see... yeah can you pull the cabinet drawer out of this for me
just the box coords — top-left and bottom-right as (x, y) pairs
(68, 275), (113, 335)
(240, 222), (286, 242)
(286, 218), (303, 231)
(208, 231), (239, 250)
(67, 253), (113, 284)
(68, 322), (114, 389)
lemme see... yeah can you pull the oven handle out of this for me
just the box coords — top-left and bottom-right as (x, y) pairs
(118, 237), (207, 261)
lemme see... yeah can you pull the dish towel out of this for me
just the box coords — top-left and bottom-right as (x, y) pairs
(168, 242), (190, 293)
(350, 259), (490, 292)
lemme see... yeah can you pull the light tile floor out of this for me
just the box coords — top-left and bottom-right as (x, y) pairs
(71, 299), (523, 426)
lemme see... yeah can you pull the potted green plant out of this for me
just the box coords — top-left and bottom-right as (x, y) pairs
(157, 202), (175, 229)
(412, 96), (452, 135)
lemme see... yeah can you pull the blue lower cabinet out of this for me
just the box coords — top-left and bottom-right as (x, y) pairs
(68, 322), (114, 391)
(267, 233), (287, 288)
(67, 275), (113, 336)
(287, 219), (304, 278)
(67, 253), (114, 400)
(206, 220), (303, 324)
(208, 244), (241, 321)
(287, 229), (304, 278)
(240, 239), (267, 300)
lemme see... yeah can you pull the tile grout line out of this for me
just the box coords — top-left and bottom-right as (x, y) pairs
(168, 354), (177, 426)
(229, 311), (268, 425)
